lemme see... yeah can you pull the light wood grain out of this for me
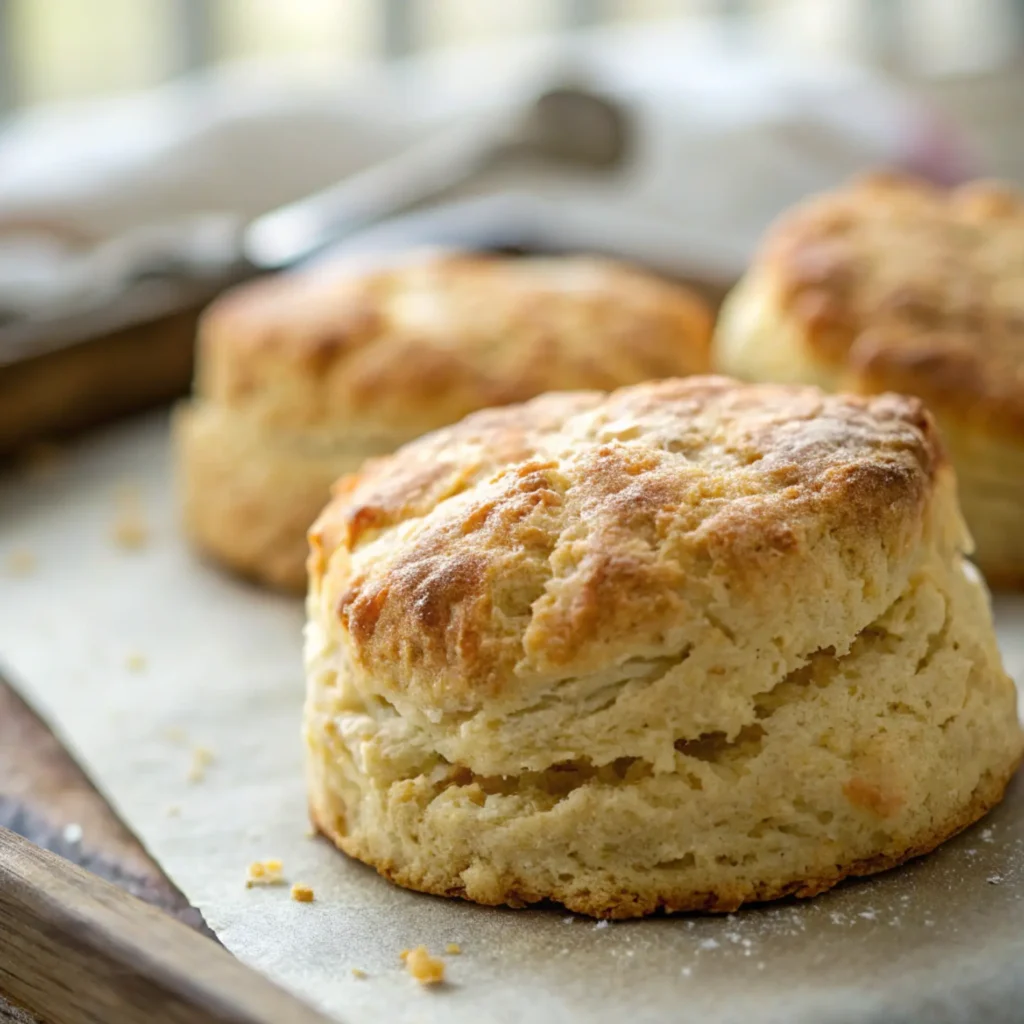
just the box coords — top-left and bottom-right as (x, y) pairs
(0, 671), (214, 1022)
(0, 674), (203, 929)
(0, 828), (334, 1024)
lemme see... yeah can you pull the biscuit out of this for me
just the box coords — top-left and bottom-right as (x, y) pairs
(304, 376), (1022, 918)
(175, 253), (712, 591)
(714, 172), (1024, 586)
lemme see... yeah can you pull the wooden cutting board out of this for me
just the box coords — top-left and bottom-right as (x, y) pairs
(0, 673), (334, 1024)
(0, 675), (203, 929)
(0, 674), (192, 1023)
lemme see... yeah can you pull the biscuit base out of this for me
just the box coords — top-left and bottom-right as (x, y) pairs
(174, 401), (382, 593)
(310, 761), (1019, 919)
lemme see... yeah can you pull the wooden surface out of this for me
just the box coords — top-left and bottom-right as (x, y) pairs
(0, 292), (207, 457)
(0, 826), (332, 1024)
(0, 674), (208, 1022)
(0, 674), (204, 924)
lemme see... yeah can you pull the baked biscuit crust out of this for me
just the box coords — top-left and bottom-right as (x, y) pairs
(714, 174), (1024, 585)
(305, 376), (1022, 917)
(178, 253), (712, 591)
(759, 173), (1024, 436)
(197, 253), (712, 438)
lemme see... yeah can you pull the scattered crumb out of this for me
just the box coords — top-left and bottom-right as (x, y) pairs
(404, 946), (445, 986)
(858, 910), (877, 921)
(5, 549), (36, 576)
(111, 484), (149, 550)
(125, 653), (147, 672)
(987, 875), (1004, 885)
(166, 805), (181, 818)
(62, 823), (83, 844)
(681, 966), (692, 977)
(351, 968), (368, 980)
(562, 916), (574, 924)
(981, 828), (995, 843)
(113, 519), (148, 550)
(399, 949), (410, 961)
(698, 938), (719, 951)
(291, 884), (315, 903)
(187, 745), (215, 783)
(595, 920), (610, 930)
(163, 726), (187, 745)
(445, 943), (461, 955)
(246, 859), (285, 888)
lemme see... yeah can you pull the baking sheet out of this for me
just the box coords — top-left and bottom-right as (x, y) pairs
(2, 413), (1024, 1024)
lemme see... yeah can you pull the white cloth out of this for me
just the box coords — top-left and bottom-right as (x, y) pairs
(0, 22), (976, 309)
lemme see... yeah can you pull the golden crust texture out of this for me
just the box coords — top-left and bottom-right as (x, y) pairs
(177, 252), (712, 591)
(714, 173), (1024, 585)
(304, 375), (1023, 917)
(197, 252), (712, 438)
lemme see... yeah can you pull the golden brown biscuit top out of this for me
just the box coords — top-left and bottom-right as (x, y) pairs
(763, 173), (1024, 435)
(310, 376), (949, 712)
(196, 253), (712, 439)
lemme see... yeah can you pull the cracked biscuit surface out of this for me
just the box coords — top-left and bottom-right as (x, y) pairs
(305, 376), (1022, 917)
(714, 173), (1024, 585)
(175, 252), (711, 591)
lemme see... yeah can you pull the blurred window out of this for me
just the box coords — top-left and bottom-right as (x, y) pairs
(1, 0), (1023, 115)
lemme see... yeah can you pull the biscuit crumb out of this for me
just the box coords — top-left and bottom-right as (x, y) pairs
(163, 726), (187, 745)
(304, 827), (317, 839)
(445, 943), (461, 955)
(351, 968), (367, 979)
(5, 549), (36, 576)
(403, 946), (445, 985)
(187, 745), (215, 783)
(112, 485), (148, 550)
(291, 883), (315, 902)
(246, 859), (285, 887)
(125, 653), (147, 672)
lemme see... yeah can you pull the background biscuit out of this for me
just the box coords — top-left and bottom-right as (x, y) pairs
(176, 253), (712, 590)
(715, 173), (1024, 586)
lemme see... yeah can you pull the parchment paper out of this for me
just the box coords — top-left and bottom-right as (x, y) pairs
(3, 414), (1024, 1024)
